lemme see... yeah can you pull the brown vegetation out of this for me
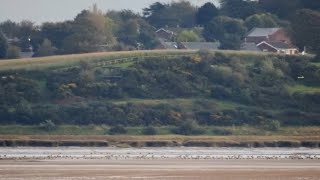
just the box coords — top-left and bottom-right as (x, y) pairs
(0, 135), (319, 148)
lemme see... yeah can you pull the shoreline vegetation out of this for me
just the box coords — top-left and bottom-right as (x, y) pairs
(0, 134), (319, 148)
(0, 125), (319, 148)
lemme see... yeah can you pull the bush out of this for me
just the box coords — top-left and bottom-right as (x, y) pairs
(39, 120), (56, 131)
(7, 45), (20, 59)
(212, 128), (233, 135)
(108, 125), (127, 135)
(142, 126), (157, 135)
(172, 120), (205, 135)
(265, 120), (281, 131)
(211, 85), (232, 99)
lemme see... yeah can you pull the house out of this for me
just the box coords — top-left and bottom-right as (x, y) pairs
(179, 42), (220, 50)
(244, 28), (291, 44)
(158, 41), (179, 49)
(257, 41), (298, 55)
(4, 34), (34, 58)
(240, 42), (261, 52)
(19, 51), (34, 58)
(155, 28), (177, 42)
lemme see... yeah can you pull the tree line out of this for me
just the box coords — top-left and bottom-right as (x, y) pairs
(0, 0), (319, 59)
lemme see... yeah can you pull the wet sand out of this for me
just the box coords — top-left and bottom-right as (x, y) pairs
(0, 159), (320, 180)
(0, 147), (319, 179)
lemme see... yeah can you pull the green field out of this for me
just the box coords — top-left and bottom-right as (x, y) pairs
(0, 49), (284, 71)
(287, 84), (320, 94)
(0, 50), (195, 71)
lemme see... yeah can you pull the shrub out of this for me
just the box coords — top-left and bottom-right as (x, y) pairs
(265, 120), (281, 131)
(212, 127), (233, 135)
(211, 85), (232, 99)
(7, 45), (20, 59)
(108, 125), (127, 135)
(142, 126), (157, 135)
(172, 120), (205, 135)
(39, 120), (56, 131)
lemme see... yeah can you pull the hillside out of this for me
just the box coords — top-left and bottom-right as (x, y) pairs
(0, 50), (319, 135)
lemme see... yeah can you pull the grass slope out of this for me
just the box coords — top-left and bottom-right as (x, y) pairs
(0, 49), (319, 135)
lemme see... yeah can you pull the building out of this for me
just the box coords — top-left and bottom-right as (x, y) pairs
(257, 41), (298, 55)
(240, 42), (261, 52)
(155, 28), (177, 42)
(244, 28), (291, 44)
(158, 41), (179, 49)
(242, 27), (299, 55)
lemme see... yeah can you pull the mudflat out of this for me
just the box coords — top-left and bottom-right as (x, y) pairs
(0, 159), (320, 180)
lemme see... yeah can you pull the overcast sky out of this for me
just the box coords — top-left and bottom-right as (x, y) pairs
(0, 0), (219, 24)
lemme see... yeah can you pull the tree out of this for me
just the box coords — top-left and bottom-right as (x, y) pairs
(41, 22), (73, 50)
(117, 19), (139, 47)
(301, 0), (320, 11)
(196, 2), (219, 25)
(0, 20), (19, 39)
(292, 9), (320, 56)
(17, 20), (38, 52)
(177, 30), (200, 42)
(203, 16), (247, 49)
(0, 32), (8, 59)
(138, 19), (160, 49)
(62, 5), (116, 54)
(7, 45), (20, 59)
(245, 13), (279, 30)
(34, 39), (56, 57)
(143, 1), (196, 28)
(220, 0), (260, 19)
(108, 10), (159, 50)
(259, 0), (302, 19)
(39, 119), (56, 131)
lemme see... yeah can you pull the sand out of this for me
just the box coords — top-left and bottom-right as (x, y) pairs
(0, 159), (320, 180)
(0, 147), (319, 180)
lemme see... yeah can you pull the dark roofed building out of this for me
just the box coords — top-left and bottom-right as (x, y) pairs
(245, 28), (291, 44)
(257, 41), (298, 55)
(240, 42), (261, 52)
(158, 41), (178, 49)
(155, 28), (177, 42)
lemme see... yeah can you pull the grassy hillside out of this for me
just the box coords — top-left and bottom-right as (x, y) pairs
(0, 50), (196, 71)
(0, 50), (319, 135)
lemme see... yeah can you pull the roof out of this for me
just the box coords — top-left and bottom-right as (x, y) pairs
(160, 41), (178, 49)
(155, 28), (176, 35)
(19, 51), (34, 58)
(246, 28), (281, 37)
(181, 42), (220, 50)
(240, 42), (261, 52)
(257, 41), (297, 50)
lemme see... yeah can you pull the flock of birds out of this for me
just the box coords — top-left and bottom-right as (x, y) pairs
(0, 151), (319, 161)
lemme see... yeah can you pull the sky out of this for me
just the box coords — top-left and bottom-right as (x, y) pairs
(0, 0), (219, 24)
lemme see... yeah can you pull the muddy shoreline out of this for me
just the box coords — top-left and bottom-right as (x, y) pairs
(0, 139), (319, 148)
(0, 135), (319, 148)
